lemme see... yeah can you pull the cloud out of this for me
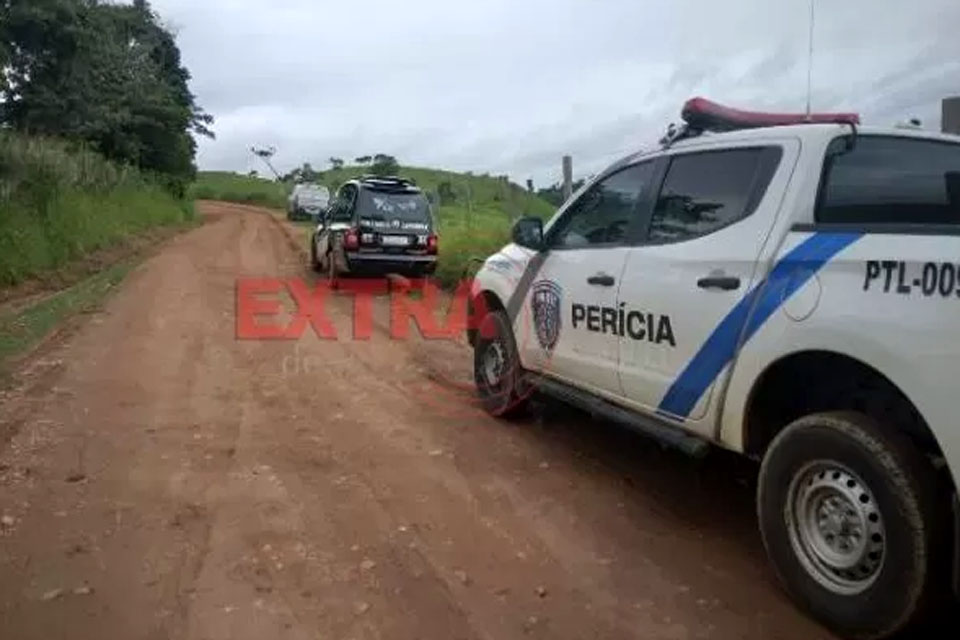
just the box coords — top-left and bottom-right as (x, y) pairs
(152, 0), (960, 186)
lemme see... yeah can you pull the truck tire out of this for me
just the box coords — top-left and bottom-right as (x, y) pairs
(758, 411), (939, 639)
(473, 309), (530, 418)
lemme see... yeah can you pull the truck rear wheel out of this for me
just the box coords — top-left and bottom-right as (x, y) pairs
(473, 309), (530, 418)
(758, 411), (939, 639)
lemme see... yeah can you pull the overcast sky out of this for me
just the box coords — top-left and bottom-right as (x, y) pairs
(152, 0), (960, 186)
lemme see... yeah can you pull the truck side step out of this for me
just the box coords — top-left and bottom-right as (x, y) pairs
(534, 376), (711, 458)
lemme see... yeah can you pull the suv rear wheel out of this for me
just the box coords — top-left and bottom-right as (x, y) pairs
(473, 309), (530, 418)
(758, 411), (940, 639)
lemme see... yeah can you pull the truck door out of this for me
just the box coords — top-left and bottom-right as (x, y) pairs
(516, 161), (657, 397)
(617, 141), (797, 433)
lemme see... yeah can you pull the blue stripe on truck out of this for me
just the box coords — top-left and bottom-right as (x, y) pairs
(657, 232), (862, 420)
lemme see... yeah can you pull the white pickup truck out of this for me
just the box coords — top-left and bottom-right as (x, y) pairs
(469, 99), (959, 639)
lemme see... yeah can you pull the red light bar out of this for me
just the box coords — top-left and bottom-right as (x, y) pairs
(681, 97), (860, 132)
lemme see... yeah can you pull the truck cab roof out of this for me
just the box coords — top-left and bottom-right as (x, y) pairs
(610, 123), (960, 180)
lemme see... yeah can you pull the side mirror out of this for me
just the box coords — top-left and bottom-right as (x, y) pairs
(512, 216), (543, 251)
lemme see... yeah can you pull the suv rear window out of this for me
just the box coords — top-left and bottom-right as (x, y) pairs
(817, 136), (960, 225)
(357, 189), (430, 223)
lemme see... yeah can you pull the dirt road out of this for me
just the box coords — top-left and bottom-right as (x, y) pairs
(0, 203), (832, 640)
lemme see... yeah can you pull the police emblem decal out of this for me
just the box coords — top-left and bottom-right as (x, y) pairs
(531, 280), (563, 353)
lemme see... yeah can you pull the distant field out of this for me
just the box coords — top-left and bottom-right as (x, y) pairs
(189, 172), (290, 210)
(192, 167), (559, 288)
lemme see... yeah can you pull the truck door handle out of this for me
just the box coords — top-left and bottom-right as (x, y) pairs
(697, 276), (741, 291)
(587, 273), (616, 287)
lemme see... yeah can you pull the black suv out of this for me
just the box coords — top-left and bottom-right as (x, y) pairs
(311, 176), (437, 286)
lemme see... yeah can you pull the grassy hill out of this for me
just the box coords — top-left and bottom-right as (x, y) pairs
(192, 167), (559, 286)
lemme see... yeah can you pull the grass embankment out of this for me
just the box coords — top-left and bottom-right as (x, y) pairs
(0, 260), (134, 367)
(195, 167), (558, 287)
(0, 133), (194, 287)
(0, 133), (195, 368)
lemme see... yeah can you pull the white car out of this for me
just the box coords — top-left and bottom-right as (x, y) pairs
(470, 98), (960, 639)
(288, 183), (330, 221)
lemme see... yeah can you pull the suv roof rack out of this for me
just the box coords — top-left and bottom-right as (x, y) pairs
(660, 97), (861, 148)
(358, 175), (417, 187)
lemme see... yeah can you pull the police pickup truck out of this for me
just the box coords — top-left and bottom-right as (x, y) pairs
(469, 98), (960, 639)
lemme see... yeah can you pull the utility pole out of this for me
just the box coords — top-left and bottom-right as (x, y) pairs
(943, 97), (960, 134)
(562, 155), (573, 203)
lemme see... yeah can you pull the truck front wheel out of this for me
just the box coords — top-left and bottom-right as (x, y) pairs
(758, 411), (939, 639)
(473, 309), (530, 418)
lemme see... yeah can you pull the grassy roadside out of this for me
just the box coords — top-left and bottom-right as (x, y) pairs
(0, 260), (134, 370)
(0, 219), (199, 374)
(0, 133), (195, 287)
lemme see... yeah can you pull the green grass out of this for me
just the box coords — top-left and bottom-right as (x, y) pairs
(0, 259), (135, 368)
(0, 133), (194, 287)
(431, 205), (514, 287)
(189, 171), (289, 210)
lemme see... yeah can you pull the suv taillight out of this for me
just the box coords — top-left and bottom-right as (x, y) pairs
(344, 228), (359, 250)
(427, 233), (438, 255)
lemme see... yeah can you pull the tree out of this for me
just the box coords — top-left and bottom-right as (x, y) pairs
(251, 147), (280, 180)
(0, 0), (213, 189)
(370, 153), (399, 176)
(300, 162), (319, 182)
(329, 157), (344, 169)
(526, 179), (534, 192)
(355, 155), (372, 164)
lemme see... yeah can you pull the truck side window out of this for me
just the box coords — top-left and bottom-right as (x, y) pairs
(648, 147), (780, 243)
(817, 136), (960, 225)
(550, 161), (654, 249)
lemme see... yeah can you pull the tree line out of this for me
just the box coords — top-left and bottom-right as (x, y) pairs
(0, 0), (212, 194)
(281, 154), (400, 183)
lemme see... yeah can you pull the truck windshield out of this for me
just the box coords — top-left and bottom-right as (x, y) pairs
(357, 190), (430, 222)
